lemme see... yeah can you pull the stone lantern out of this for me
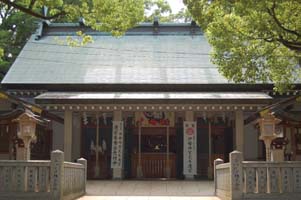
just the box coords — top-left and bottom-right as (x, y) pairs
(13, 110), (42, 160)
(256, 112), (281, 161)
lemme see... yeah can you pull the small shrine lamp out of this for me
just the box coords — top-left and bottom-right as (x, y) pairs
(14, 109), (43, 160)
(256, 112), (281, 161)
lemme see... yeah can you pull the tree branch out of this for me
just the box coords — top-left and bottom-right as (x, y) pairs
(278, 36), (301, 52)
(28, 0), (36, 10)
(0, 0), (65, 20)
(267, 3), (301, 38)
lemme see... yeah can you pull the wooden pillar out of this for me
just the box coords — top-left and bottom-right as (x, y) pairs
(185, 111), (194, 121)
(166, 126), (170, 178)
(95, 113), (100, 177)
(112, 111), (123, 179)
(64, 110), (73, 161)
(208, 120), (213, 179)
(137, 118), (143, 178)
(235, 110), (244, 157)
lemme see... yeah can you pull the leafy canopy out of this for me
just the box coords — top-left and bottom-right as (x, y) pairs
(185, 0), (301, 92)
(0, 4), (37, 80)
(0, 0), (145, 76)
(0, 0), (145, 36)
(0, 0), (192, 78)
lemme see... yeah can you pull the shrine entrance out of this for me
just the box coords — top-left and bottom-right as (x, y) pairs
(129, 111), (178, 179)
(81, 113), (112, 179)
(130, 127), (177, 178)
(80, 110), (234, 180)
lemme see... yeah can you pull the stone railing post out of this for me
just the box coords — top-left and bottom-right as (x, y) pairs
(230, 151), (243, 200)
(214, 158), (224, 195)
(50, 150), (64, 200)
(77, 158), (87, 193)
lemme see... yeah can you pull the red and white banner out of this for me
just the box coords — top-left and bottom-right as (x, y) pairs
(183, 121), (197, 176)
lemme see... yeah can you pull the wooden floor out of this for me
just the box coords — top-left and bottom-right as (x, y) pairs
(77, 180), (220, 200)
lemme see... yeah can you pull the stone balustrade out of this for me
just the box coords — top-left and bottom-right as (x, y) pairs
(214, 151), (301, 200)
(214, 161), (230, 199)
(0, 150), (87, 200)
(63, 161), (86, 199)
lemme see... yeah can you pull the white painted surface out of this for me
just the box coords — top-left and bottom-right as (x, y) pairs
(183, 121), (197, 177)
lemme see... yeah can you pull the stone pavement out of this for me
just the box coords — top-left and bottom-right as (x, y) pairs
(77, 180), (221, 200)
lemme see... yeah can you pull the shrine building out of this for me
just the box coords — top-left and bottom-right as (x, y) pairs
(0, 21), (301, 179)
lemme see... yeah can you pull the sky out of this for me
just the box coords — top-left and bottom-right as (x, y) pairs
(167, 0), (185, 13)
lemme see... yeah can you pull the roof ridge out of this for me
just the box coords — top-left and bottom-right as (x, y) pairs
(34, 20), (203, 39)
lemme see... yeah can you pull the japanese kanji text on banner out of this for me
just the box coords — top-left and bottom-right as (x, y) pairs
(111, 121), (124, 169)
(183, 121), (197, 176)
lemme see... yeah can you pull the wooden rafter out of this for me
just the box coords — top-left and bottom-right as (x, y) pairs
(0, 91), (64, 124)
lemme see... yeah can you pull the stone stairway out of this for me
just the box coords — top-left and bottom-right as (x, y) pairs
(77, 180), (221, 200)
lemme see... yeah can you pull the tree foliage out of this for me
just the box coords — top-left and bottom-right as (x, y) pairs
(0, 4), (37, 80)
(144, 0), (172, 22)
(144, 1), (192, 23)
(0, 0), (145, 36)
(185, 0), (301, 92)
(0, 0), (193, 81)
(0, 0), (145, 79)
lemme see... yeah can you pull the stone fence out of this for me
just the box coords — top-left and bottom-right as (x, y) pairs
(0, 150), (87, 200)
(214, 151), (301, 200)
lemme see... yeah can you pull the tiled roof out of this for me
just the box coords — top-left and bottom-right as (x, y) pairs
(2, 23), (230, 85)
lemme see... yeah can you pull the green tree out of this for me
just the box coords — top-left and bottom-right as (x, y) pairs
(144, 0), (172, 22)
(0, 0), (144, 36)
(0, 0), (145, 77)
(185, 0), (301, 92)
(144, 1), (192, 23)
(0, 4), (37, 80)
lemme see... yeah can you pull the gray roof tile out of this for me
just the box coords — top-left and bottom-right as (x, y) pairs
(2, 33), (229, 84)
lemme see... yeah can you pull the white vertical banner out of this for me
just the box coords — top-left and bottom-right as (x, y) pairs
(183, 121), (197, 176)
(111, 121), (124, 169)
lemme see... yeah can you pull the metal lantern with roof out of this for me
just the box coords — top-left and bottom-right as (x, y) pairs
(256, 111), (281, 161)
